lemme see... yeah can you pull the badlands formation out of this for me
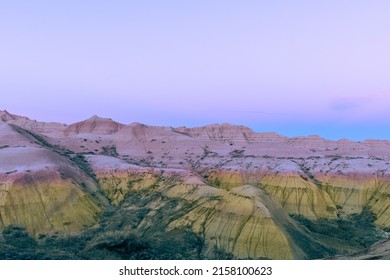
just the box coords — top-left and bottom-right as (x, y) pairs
(1, 109), (390, 259)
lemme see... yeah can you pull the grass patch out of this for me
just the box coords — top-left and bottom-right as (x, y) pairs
(0, 191), (204, 260)
(291, 210), (385, 254)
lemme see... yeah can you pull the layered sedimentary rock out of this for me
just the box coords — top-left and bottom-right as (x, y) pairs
(91, 159), (295, 259)
(1, 109), (390, 259)
(0, 122), (107, 235)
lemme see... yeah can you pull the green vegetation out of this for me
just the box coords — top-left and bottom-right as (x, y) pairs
(70, 153), (96, 180)
(291, 210), (386, 255)
(230, 149), (245, 158)
(0, 191), (204, 260)
(101, 145), (119, 157)
(12, 127), (97, 181)
(1, 191), (388, 260)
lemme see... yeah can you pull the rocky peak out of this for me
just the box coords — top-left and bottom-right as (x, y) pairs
(87, 115), (109, 121)
(0, 109), (19, 122)
(64, 115), (125, 135)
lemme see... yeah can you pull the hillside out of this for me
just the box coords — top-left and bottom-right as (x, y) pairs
(1, 110), (389, 259)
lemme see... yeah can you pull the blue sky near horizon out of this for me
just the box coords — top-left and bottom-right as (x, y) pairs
(1, 1), (390, 141)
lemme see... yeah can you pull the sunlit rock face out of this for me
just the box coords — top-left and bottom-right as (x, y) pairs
(1, 110), (390, 259)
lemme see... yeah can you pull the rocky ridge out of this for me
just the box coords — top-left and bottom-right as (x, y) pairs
(0, 109), (389, 259)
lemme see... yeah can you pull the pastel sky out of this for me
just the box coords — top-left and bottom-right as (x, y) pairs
(1, 1), (390, 140)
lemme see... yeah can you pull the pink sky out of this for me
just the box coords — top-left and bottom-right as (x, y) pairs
(1, 1), (390, 140)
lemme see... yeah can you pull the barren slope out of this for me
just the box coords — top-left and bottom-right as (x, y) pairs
(1, 110), (390, 259)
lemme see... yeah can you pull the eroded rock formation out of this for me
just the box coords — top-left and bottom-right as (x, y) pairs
(1, 110), (389, 259)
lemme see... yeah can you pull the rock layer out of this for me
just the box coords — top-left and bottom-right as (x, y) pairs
(1, 110), (390, 259)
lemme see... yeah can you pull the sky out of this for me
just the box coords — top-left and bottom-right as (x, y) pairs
(1, 0), (390, 140)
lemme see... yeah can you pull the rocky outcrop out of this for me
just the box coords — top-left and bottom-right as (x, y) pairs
(1, 110), (390, 259)
(92, 164), (295, 259)
(0, 110), (66, 137)
(0, 123), (107, 235)
(64, 115), (124, 136)
(0, 172), (102, 235)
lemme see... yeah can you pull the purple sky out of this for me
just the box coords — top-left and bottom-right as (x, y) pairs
(1, 1), (390, 140)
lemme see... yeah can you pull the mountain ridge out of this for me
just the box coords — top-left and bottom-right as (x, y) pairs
(0, 109), (370, 142)
(1, 109), (390, 260)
